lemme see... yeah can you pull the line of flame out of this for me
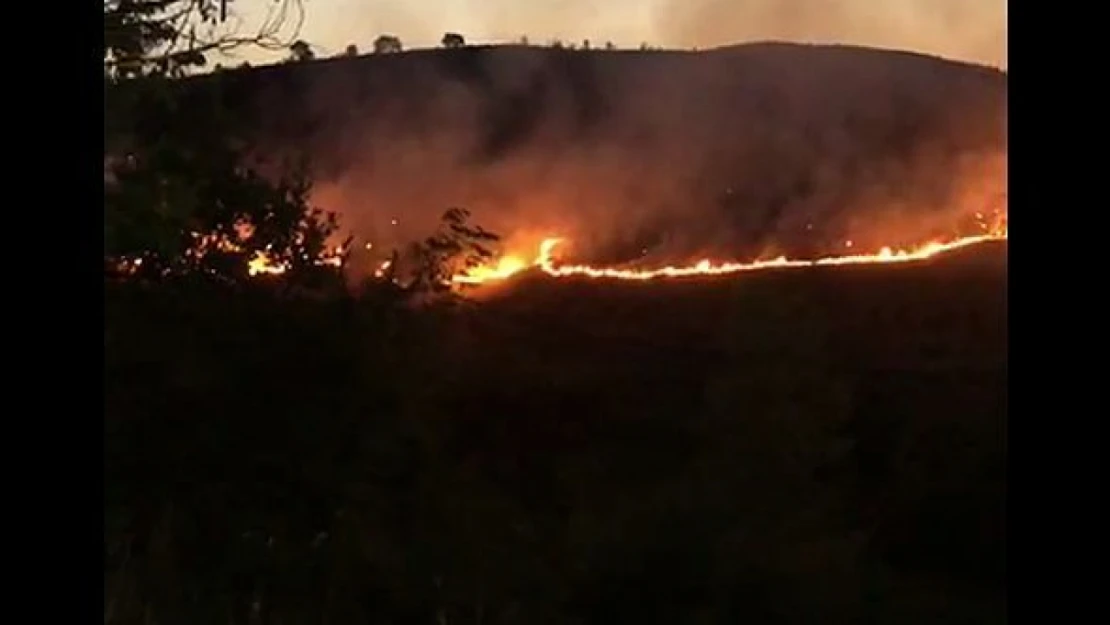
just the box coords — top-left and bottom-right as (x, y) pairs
(453, 228), (1007, 285)
(197, 222), (1009, 284)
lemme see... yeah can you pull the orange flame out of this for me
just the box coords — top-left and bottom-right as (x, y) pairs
(247, 247), (345, 276)
(451, 255), (530, 284)
(160, 213), (1009, 286)
(453, 221), (1007, 285)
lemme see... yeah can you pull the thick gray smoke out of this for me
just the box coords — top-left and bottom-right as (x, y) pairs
(236, 42), (1006, 273)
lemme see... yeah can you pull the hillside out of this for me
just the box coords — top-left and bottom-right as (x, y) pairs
(166, 43), (1007, 267)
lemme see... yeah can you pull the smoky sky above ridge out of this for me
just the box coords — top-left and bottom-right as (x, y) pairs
(229, 0), (1006, 69)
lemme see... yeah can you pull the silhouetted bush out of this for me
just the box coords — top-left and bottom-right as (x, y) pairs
(374, 34), (402, 54)
(442, 32), (465, 49)
(289, 39), (314, 62)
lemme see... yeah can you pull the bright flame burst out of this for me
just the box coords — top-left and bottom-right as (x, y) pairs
(452, 256), (530, 284)
(247, 249), (344, 276)
(452, 223), (1008, 285)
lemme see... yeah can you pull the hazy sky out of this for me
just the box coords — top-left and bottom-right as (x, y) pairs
(229, 0), (1006, 68)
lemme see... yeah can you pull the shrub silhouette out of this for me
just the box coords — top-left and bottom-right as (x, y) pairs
(373, 34), (403, 54)
(442, 32), (465, 48)
(289, 39), (314, 62)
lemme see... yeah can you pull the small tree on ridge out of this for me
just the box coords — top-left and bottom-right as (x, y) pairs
(442, 32), (465, 48)
(374, 34), (402, 53)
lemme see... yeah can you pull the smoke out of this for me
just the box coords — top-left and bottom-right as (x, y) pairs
(238, 41), (1005, 276)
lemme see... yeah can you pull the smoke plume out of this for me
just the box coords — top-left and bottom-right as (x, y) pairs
(232, 40), (1005, 275)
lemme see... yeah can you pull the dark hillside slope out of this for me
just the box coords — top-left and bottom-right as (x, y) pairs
(173, 43), (1007, 266)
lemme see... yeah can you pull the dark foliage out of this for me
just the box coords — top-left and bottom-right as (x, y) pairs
(104, 127), (341, 288)
(104, 0), (339, 292)
(289, 39), (314, 62)
(443, 32), (466, 49)
(105, 245), (1007, 624)
(374, 35), (403, 54)
(402, 207), (500, 294)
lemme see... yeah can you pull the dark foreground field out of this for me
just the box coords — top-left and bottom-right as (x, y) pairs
(104, 242), (1006, 625)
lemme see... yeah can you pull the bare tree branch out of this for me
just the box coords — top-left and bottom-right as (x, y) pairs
(104, 0), (305, 78)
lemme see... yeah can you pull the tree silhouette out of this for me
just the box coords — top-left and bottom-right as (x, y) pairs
(289, 39), (314, 61)
(103, 1), (339, 288)
(104, 0), (305, 79)
(441, 32), (465, 49)
(373, 34), (403, 54)
(104, 110), (343, 287)
(344, 43), (358, 56)
(404, 208), (499, 295)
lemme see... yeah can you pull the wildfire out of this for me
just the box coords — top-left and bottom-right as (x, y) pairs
(452, 222), (1008, 285)
(173, 210), (1009, 286)
(112, 238), (346, 278)
(248, 253), (289, 276)
(247, 248), (345, 276)
(452, 256), (530, 285)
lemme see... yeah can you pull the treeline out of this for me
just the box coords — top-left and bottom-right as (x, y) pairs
(286, 32), (665, 62)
